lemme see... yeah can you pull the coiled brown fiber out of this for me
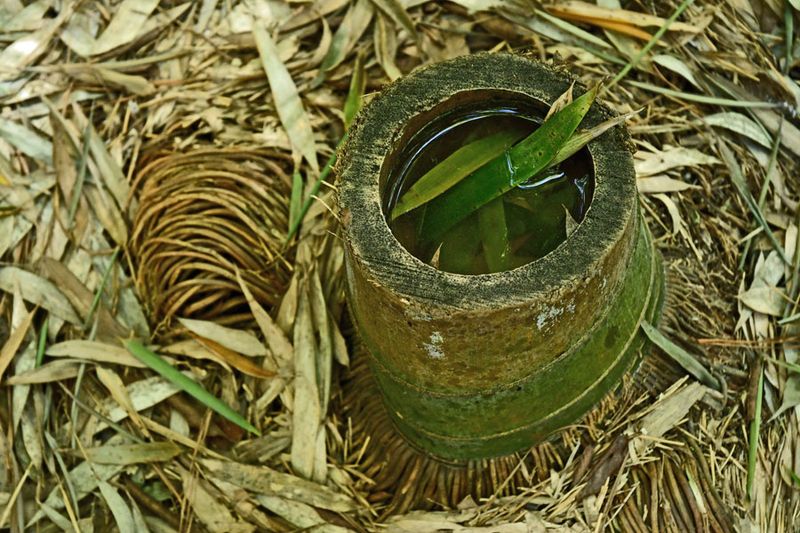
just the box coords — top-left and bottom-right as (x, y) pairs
(130, 147), (293, 331)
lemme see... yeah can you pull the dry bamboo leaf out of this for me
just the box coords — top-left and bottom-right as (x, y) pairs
(83, 442), (182, 465)
(46, 340), (145, 368)
(60, 65), (155, 95)
(581, 434), (628, 498)
(319, 0), (375, 74)
(738, 287), (786, 316)
(236, 269), (294, 365)
(652, 54), (699, 87)
(635, 381), (707, 454)
(255, 495), (351, 532)
(3, 1), (52, 32)
(6, 360), (81, 385)
(277, 273), (299, 336)
(703, 112), (772, 149)
(180, 469), (255, 533)
(653, 193), (685, 236)
(545, 1), (701, 32)
(201, 458), (356, 512)
(534, 9), (614, 50)
(93, 375), (180, 429)
(330, 314), (349, 366)
(37, 257), (130, 341)
(178, 318), (267, 357)
(0, 267), (80, 324)
(161, 339), (226, 365)
(54, 8), (99, 58)
(386, 516), (530, 532)
(309, 269), (332, 413)
(446, 0), (508, 13)
(190, 334), (276, 379)
(641, 322), (720, 390)
(0, 4), (73, 80)
(711, 77), (800, 158)
(374, 12), (402, 80)
(370, 0), (417, 39)
(91, 0), (160, 55)
(97, 480), (136, 533)
(0, 309), (34, 382)
(636, 176), (699, 194)
(11, 340), (35, 431)
(27, 462), (124, 526)
(291, 285), (320, 479)
(72, 105), (130, 212)
(0, 117), (53, 164)
(97, 366), (150, 433)
(545, 82), (574, 120)
(736, 251), (785, 332)
(596, 0), (642, 60)
(83, 183), (129, 246)
(634, 146), (720, 177)
(253, 25), (319, 174)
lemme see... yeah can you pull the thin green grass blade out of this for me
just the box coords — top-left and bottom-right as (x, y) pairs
(719, 142), (791, 266)
(286, 56), (365, 243)
(478, 198), (510, 273)
(84, 247), (120, 331)
(419, 84), (598, 244)
(391, 129), (527, 220)
(641, 321), (720, 391)
(126, 340), (260, 436)
(738, 119), (782, 271)
(604, 0), (695, 93)
(288, 171), (303, 234)
(35, 316), (48, 368)
(344, 53), (365, 131)
(627, 80), (780, 109)
(746, 367), (763, 500)
(67, 116), (92, 228)
(765, 355), (800, 375)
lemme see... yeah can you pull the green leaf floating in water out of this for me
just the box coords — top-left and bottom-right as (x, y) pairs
(477, 198), (509, 272)
(390, 128), (527, 220)
(417, 84), (599, 246)
(126, 340), (261, 436)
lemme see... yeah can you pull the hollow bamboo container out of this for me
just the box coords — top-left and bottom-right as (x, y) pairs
(337, 53), (665, 461)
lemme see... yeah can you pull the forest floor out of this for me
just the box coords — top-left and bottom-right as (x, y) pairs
(0, 0), (799, 531)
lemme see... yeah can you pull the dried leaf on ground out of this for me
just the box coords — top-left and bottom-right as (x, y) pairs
(178, 318), (267, 357)
(201, 458), (356, 512)
(83, 442), (182, 465)
(253, 25), (319, 174)
(0, 267), (80, 324)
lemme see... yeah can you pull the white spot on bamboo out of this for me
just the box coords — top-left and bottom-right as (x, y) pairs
(536, 306), (564, 330)
(424, 331), (444, 359)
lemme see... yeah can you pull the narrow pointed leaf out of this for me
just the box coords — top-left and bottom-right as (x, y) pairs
(253, 25), (318, 175)
(344, 53), (366, 131)
(419, 84), (598, 244)
(641, 321), (720, 390)
(550, 110), (637, 166)
(545, 81), (574, 120)
(391, 128), (527, 220)
(126, 340), (260, 435)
